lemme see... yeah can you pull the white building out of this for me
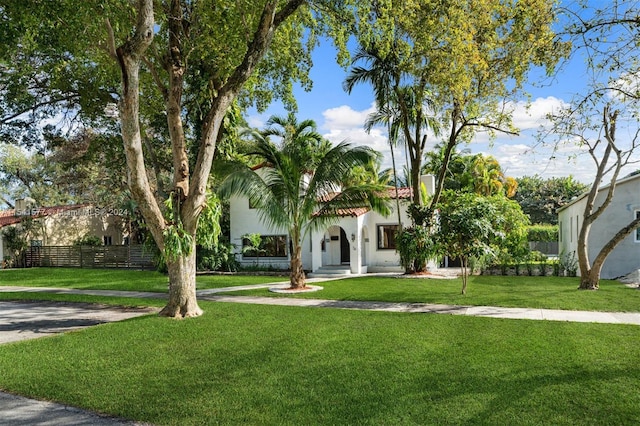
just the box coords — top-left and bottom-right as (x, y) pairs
(558, 173), (640, 279)
(229, 175), (436, 274)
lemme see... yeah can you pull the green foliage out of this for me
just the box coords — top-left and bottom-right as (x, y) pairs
(197, 242), (239, 272)
(514, 175), (587, 225)
(73, 234), (103, 246)
(396, 226), (436, 273)
(527, 224), (558, 242)
(162, 225), (194, 263)
(196, 194), (222, 250)
(436, 191), (530, 291)
(1, 226), (28, 259)
(241, 233), (266, 262)
(559, 251), (578, 277)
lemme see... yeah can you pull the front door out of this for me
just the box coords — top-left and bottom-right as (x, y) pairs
(340, 228), (350, 264)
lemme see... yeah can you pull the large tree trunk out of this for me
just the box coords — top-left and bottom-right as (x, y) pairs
(160, 244), (203, 317)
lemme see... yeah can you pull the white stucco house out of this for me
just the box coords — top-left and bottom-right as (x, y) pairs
(558, 172), (640, 279)
(229, 175), (436, 274)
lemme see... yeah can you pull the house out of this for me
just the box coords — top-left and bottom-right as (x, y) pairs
(557, 172), (640, 279)
(0, 198), (127, 266)
(229, 175), (436, 274)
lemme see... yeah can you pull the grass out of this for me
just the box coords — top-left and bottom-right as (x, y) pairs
(226, 275), (640, 312)
(1, 269), (639, 424)
(0, 301), (639, 425)
(0, 268), (286, 292)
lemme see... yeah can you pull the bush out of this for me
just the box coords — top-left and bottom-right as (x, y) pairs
(396, 226), (436, 273)
(527, 224), (558, 242)
(197, 242), (239, 272)
(73, 234), (103, 246)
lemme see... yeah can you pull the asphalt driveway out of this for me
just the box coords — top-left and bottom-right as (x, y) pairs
(0, 301), (157, 345)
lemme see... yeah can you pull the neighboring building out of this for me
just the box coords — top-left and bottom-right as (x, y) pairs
(229, 175), (436, 274)
(557, 173), (640, 279)
(0, 198), (127, 266)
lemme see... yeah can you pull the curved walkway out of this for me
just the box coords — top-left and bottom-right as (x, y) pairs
(2, 279), (640, 325)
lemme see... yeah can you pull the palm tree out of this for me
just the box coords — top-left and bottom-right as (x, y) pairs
(220, 114), (390, 289)
(344, 45), (404, 226)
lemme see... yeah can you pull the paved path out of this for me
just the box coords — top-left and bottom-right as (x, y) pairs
(200, 295), (640, 325)
(0, 390), (149, 426)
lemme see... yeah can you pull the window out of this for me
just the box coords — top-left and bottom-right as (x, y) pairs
(103, 236), (112, 246)
(635, 210), (640, 242)
(558, 221), (563, 243)
(30, 240), (42, 247)
(242, 235), (287, 258)
(377, 224), (399, 250)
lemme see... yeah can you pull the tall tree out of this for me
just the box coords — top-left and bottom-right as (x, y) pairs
(0, 1), (390, 317)
(349, 0), (565, 214)
(344, 45), (404, 226)
(514, 175), (587, 225)
(220, 114), (389, 289)
(547, 2), (640, 290)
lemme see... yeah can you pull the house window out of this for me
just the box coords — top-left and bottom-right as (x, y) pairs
(103, 236), (112, 246)
(558, 221), (563, 243)
(377, 224), (399, 250)
(635, 210), (640, 242)
(30, 240), (43, 247)
(242, 235), (287, 258)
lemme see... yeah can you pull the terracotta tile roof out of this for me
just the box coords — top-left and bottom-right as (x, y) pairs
(315, 186), (413, 217)
(388, 187), (412, 199)
(0, 204), (90, 228)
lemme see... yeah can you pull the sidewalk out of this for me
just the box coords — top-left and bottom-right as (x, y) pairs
(2, 279), (640, 325)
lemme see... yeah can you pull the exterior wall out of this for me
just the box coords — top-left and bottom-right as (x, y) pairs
(363, 199), (411, 272)
(0, 206), (127, 267)
(558, 175), (640, 279)
(229, 195), (300, 270)
(40, 208), (126, 246)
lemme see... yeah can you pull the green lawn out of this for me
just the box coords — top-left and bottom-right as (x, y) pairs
(0, 268), (286, 292)
(227, 275), (640, 312)
(0, 301), (639, 425)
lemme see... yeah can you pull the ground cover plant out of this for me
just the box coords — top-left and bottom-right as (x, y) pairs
(0, 268), (285, 292)
(0, 301), (639, 425)
(227, 275), (640, 312)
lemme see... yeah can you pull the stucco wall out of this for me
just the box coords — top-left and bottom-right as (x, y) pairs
(558, 175), (640, 279)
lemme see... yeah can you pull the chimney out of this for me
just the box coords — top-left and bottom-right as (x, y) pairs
(15, 197), (36, 215)
(419, 175), (435, 196)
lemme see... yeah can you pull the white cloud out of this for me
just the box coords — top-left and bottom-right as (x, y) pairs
(321, 103), (377, 130)
(511, 96), (569, 130)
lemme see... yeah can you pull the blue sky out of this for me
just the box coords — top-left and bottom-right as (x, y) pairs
(247, 4), (638, 185)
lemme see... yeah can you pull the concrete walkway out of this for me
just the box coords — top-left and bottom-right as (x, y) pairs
(2, 278), (640, 325)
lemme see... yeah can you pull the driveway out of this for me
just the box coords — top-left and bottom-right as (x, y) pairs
(0, 301), (157, 345)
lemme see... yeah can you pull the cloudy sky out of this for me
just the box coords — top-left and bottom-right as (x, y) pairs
(247, 9), (639, 185)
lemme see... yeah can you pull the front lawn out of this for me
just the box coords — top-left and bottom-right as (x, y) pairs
(228, 275), (640, 312)
(0, 268), (286, 292)
(0, 301), (638, 425)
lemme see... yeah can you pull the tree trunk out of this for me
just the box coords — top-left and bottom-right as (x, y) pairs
(289, 243), (306, 289)
(460, 256), (468, 295)
(160, 245), (203, 317)
(578, 270), (600, 290)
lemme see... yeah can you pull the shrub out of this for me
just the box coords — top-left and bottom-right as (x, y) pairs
(527, 224), (558, 242)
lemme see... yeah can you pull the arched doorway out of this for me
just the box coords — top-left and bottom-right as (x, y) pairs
(324, 225), (350, 267)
